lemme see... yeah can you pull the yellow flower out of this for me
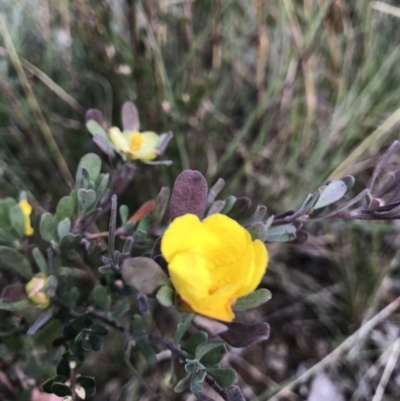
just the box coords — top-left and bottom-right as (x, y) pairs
(19, 199), (34, 236)
(161, 214), (268, 322)
(109, 127), (160, 160)
(26, 274), (50, 309)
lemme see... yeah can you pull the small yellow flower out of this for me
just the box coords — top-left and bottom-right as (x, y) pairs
(109, 127), (160, 160)
(19, 199), (34, 236)
(26, 273), (50, 309)
(161, 214), (268, 322)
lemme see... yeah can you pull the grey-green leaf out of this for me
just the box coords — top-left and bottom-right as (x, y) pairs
(153, 187), (170, 226)
(313, 180), (347, 209)
(0, 299), (30, 311)
(78, 189), (97, 212)
(86, 119), (108, 138)
(122, 257), (168, 294)
(174, 313), (194, 345)
(0, 246), (32, 279)
(32, 248), (48, 274)
(156, 286), (175, 307)
(57, 218), (71, 240)
(9, 205), (25, 238)
(59, 234), (82, 252)
(40, 213), (56, 242)
(233, 288), (272, 311)
(78, 153), (102, 182)
(56, 196), (75, 221)
(206, 367), (238, 387)
(265, 224), (297, 242)
(174, 373), (192, 393)
(93, 285), (110, 310)
(195, 339), (226, 363)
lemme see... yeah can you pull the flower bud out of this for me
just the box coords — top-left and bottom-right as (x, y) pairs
(25, 274), (50, 309)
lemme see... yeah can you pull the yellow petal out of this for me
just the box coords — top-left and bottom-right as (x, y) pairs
(168, 250), (212, 304)
(161, 213), (269, 322)
(161, 214), (226, 267)
(19, 199), (34, 236)
(109, 127), (129, 152)
(133, 131), (160, 160)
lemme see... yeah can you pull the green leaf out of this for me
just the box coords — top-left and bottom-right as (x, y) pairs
(111, 300), (130, 319)
(251, 205), (267, 223)
(85, 323), (108, 336)
(206, 178), (225, 208)
(181, 331), (208, 355)
(61, 287), (80, 308)
(51, 382), (72, 397)
(95, 173), (110, 200)
(122, 257), (168, 294)
(57, 217), (71, 239)
(0, 299), (30, 311)
(221, 195), (237, 214)
(153, 187), (170, 226)
(32, 247), (48, 274)
(119, 204), (129, 225)
(78, 188), (97, 212)
(265, 224), (297, 242)
(340, 175), (355, 191)
(156, 286), (175, 307)
(40, 213), (56, 242)
(233, 288), (272, 311)
(174, 373), (192, 393)
(59, 234), (82, 252)
(86, 119), (108, 138)
(137, 338), (157, 364)
(9, 204), (25, 238)
(174, 313), (194, 345)
(56, 196), (75, 221)
(0, 246), (32, 279)
(82, 334), (102, 351)
(78, 153), (102, 183)
(56, 358), (70, 377)
(76, 375), (96, 395)
(98, 265), (113, 274)
(190, 370), (206, 395)
(131, 314), (144, 338)
(195, 339), (226, 366)
(313, 180), (347, 209)
(207, 200), (226, 216)
(206, 367), (238, 387)
(76, 167), (90, 190)
(247, 222), (268, 241)
(0, 197), (16, 228)
(92, 285), (110, 310)
(42, 375), (67, 393)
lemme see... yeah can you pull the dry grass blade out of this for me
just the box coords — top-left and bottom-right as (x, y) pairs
(260, 296), (400, 401)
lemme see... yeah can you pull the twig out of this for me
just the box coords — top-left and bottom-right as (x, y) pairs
(75, 308), (228, 399)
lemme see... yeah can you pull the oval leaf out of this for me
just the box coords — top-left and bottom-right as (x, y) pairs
(313, 180), (347, 209)
(170, 170), (208, 220)
(233, 288), (272, 311)
(0, 246), (32, 279)
(122, 257), (168, 294)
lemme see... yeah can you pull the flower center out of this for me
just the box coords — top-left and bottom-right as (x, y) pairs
(129, 132), (144, 151)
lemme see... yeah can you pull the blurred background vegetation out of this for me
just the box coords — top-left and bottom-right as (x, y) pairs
(3, 0), (400, 400)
